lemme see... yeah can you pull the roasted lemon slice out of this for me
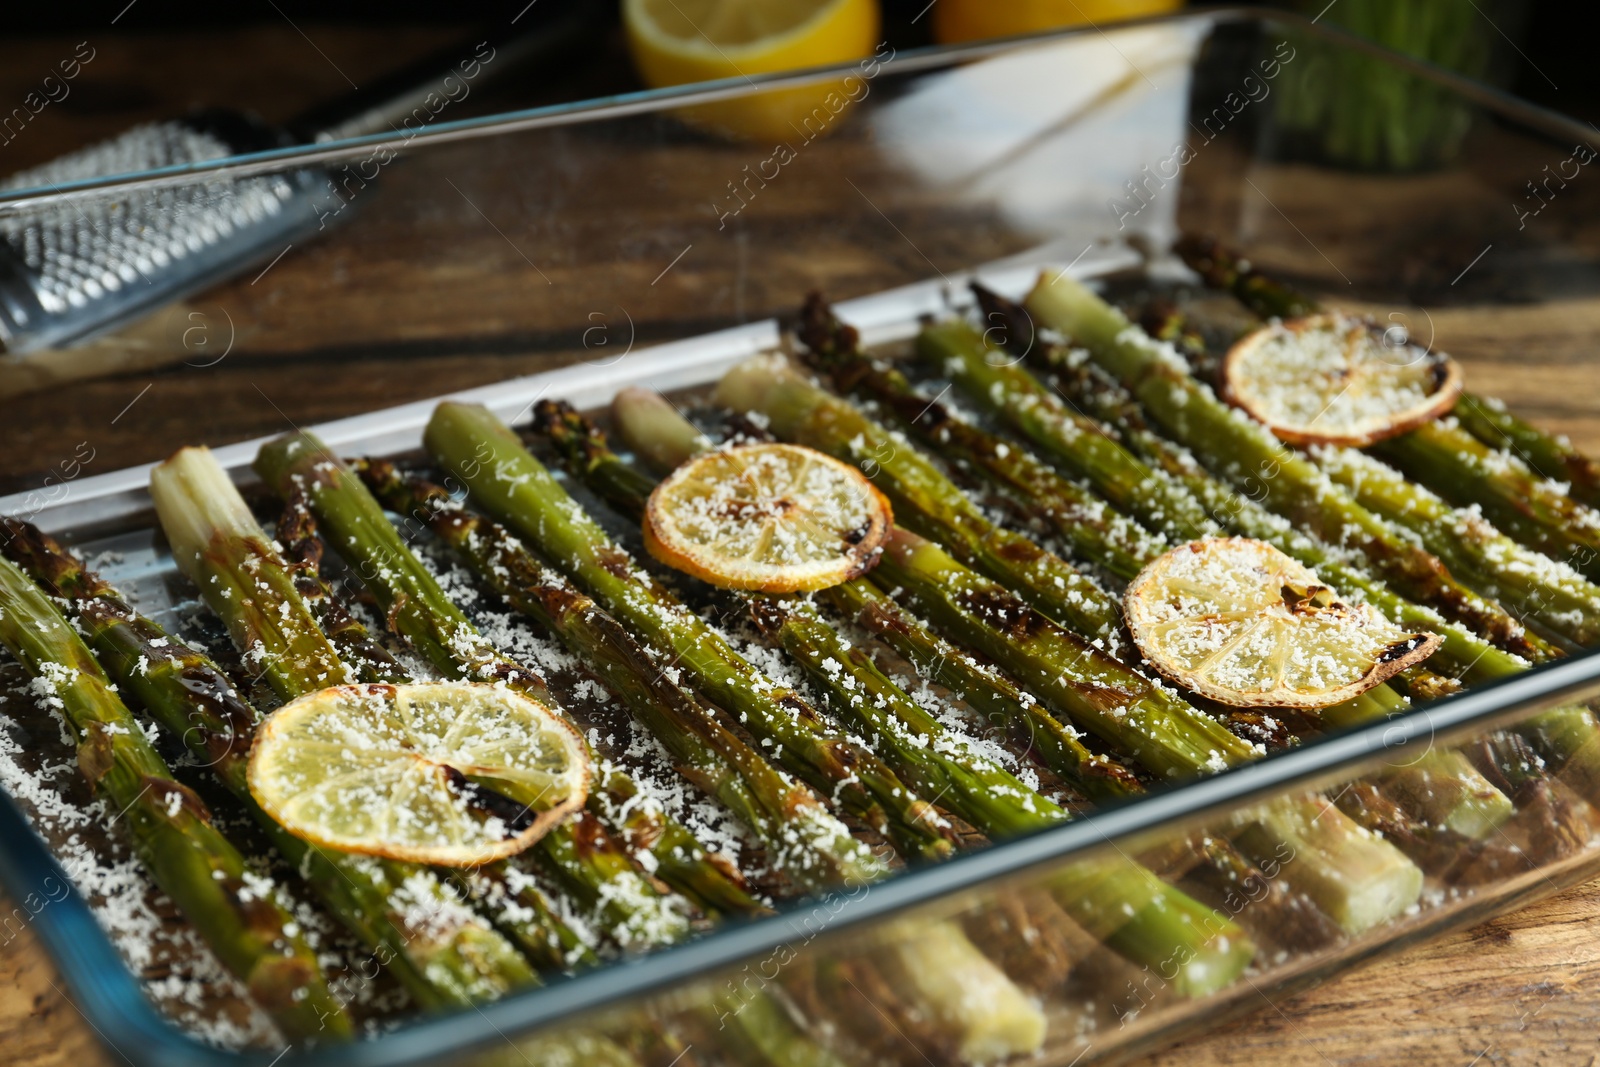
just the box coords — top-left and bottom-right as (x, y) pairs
(645, 442), (893, 592)
(1124, 538), (1441, 709)
(1222, 312), (1462, 447)
(248, 683), (588, 867)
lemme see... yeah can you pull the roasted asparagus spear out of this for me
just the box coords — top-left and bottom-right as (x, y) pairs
(0, 553), (350, 1040)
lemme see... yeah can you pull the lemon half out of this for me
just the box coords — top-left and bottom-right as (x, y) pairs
(933, 0), (1183, 44)
(623, 0), (881, 142)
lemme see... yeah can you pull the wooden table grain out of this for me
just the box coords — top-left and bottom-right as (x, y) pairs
(5, 19), (1600, 1067)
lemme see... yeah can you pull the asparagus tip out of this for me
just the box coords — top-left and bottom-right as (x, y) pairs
(970, 282), (1036, 358)
(793, 291), (857, 362)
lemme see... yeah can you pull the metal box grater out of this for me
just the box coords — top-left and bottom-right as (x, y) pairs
(0, 116), (327, 352)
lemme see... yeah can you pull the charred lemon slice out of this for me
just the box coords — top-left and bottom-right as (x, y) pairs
(1223, 312), (1462, 447)
(248, 682), (588, 866)
(645, 442), (893, 592)
(1124, 538), (1441, 709)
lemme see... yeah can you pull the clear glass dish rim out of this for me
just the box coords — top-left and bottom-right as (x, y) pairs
(9, 650), (1600, 1067)
(2, 9), (1598, 1066)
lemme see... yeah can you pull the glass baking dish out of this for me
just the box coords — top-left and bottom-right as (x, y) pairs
(4, 7), (1600, 1065)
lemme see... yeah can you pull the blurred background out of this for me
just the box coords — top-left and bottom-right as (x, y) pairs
(1, 0), (1593, 486)
(0, 1), (1589, 178)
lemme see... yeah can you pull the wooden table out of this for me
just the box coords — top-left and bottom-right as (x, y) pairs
(4, 19), (1600, 1067)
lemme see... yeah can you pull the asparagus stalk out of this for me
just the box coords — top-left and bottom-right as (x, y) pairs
(598, 388), (1146, 804)
(150, 448), (697, 956)
(1314, 445), (1600, 651)
(246, 437), (759, 928)
(1170, 235), (1313, 320)
(276, 485), (412, 685)
(615, 387), (715, 472)
(752, 595), (1266, 974)
(419, 414), (1054, 1060)
(541, 401), (669, 520)
(268, 498), (604, 974)
(694, 335), (1126, 649)
(779, 305), (1521, 849)
(824, 578), (1143, 803)
(775, 919), (1051, 1065)
(534, 399), (668, 525)
(1167, 238), (1600, 795)
(1223, 794), (1422, 936)
(588, 392), (1356, 952)
(792, 293), (1166, 583)
(1140, 298), (1219, 382)
(419, 403), (960, 864)
(1011, 311), (1534, 685)
(0, 518), (551, 1003)
(1453, 393), (1600, 510)
(358, 459), (887, 894)
(1175, 234), (1600, 512)
(865, 528), (1244, 778)
(1375, 422), (1600, 585)
(1020, 273), (1553, 663)
(916, 321), (1222, 546)
(860, 922), (1049, 1063)
(1174, 235), (1600, 592)
(0, 554), (350, 1041)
